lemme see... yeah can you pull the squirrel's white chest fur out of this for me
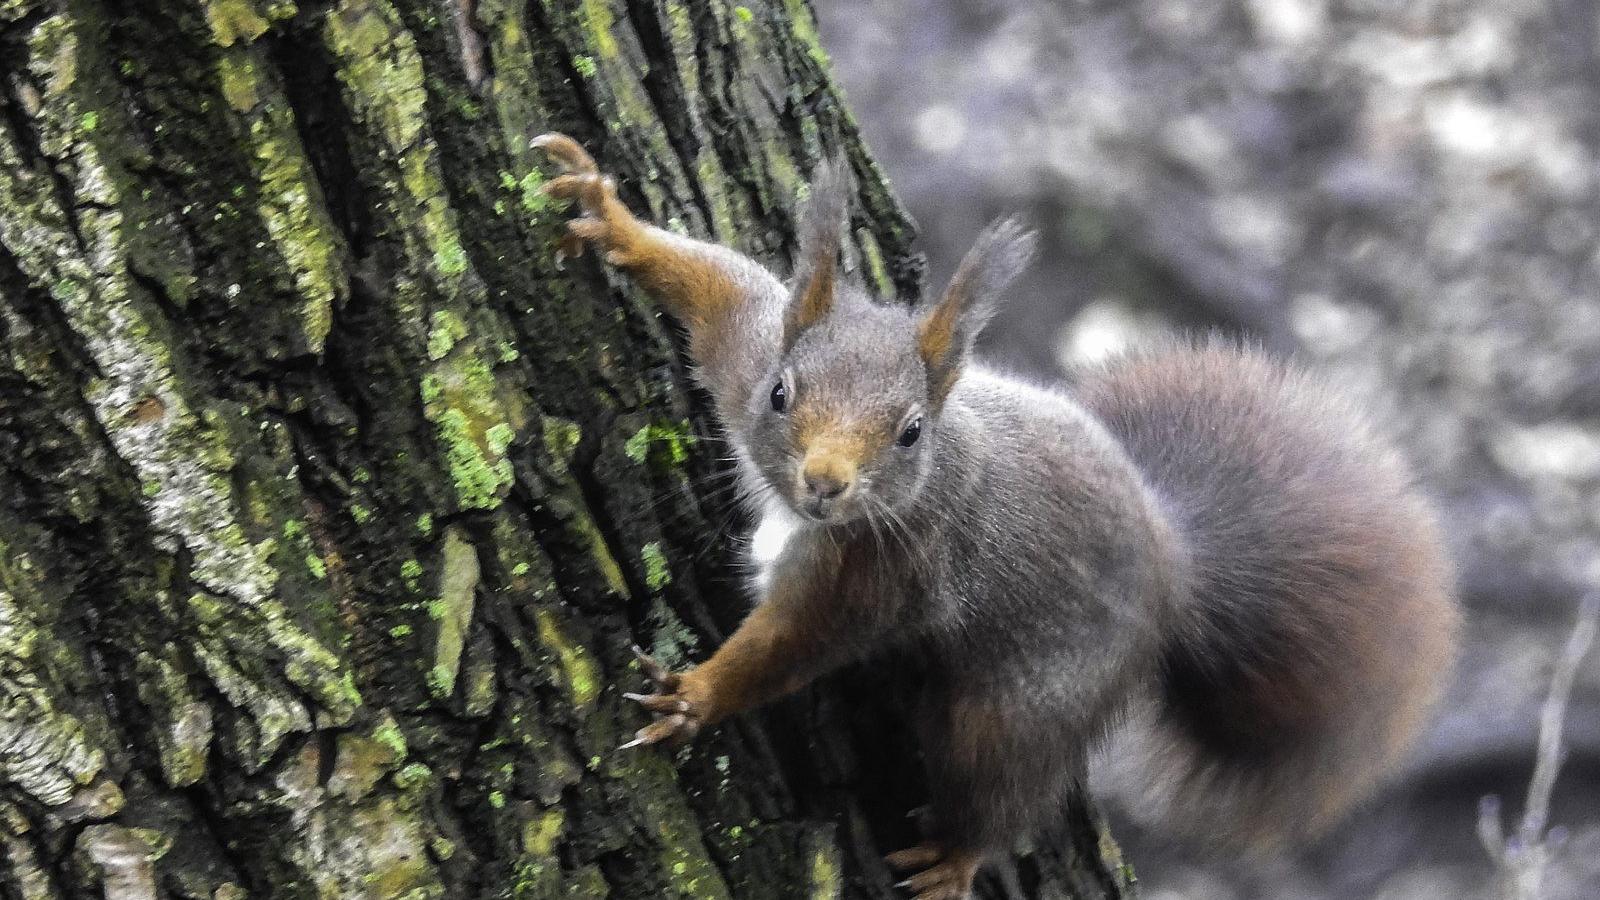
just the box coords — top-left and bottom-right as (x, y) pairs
(747, 500), (802, 598)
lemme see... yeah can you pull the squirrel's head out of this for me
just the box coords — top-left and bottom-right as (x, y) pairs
(742, 161), (1036, 525)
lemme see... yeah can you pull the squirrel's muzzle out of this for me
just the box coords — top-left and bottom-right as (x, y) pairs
(803, 470), (850, 500)
(798, 447), (858, 518)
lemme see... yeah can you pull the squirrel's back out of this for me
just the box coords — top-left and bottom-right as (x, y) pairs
(1074, 339), (1458, 848)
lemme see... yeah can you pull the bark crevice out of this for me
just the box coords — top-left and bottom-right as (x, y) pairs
(0, 2), (1134, 897)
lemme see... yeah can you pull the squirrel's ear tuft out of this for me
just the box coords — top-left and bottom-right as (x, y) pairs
(783, 155), (852, 347)
(918, 217), (1036, 400)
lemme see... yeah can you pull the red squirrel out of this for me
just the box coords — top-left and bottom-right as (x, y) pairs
(534, 134), (1458, 899)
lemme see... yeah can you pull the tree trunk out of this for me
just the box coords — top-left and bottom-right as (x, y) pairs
(0, 1), (1135, 897)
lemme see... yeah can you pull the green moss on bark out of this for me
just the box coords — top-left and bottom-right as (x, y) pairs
(0, 0), (1121, 896)
(428, 526), (479, 697)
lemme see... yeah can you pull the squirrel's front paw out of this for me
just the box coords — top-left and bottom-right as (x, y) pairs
(531, 132), (641, 266)
(618, 645), (718, 750)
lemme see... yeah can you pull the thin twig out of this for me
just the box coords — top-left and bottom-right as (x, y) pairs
(1521, 594), (1599, 843)
(1478, 593), (1599, 900)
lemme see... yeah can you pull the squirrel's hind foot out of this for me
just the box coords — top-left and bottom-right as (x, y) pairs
(885, 842), (982, 900)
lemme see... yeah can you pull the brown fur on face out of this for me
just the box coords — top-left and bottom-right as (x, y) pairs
(789, 407), (897, 516)
(800, 444), (858, 491)
(794, 413), (879, 471)
(749, 280), (941, 524)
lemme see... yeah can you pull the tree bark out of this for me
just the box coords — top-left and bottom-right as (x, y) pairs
(0, 1), (1135, 897)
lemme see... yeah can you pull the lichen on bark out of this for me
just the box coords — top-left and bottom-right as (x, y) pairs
(0, 0), (1131, 897)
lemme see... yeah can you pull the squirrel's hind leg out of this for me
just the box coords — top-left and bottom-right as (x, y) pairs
(893, 685), (1081, 898)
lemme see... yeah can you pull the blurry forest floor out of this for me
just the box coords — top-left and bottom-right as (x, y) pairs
(814, 0), (1600, 898)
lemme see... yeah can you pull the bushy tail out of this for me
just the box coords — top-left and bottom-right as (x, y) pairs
(1076, 339), (1458, 849)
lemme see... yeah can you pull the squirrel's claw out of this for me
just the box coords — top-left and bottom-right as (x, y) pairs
(555, 233), (584, 266)
(566, 218), (609, 241)
(542, 173), (599, 203)
(884, 843), (980, 900)
(535, 135), (639, 265)
(540, 160), (620, 221)
(623, 691), (690, 714)
(884, 843), (943, 871)
(531, 132), (599, 175)
(619, 646), (711, 751)
(619, 712), (700, 751)
(630, 644), (681, 689)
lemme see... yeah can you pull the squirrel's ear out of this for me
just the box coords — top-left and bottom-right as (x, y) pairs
(918, 217), (1036, 400)
(783, 156), (851, 347)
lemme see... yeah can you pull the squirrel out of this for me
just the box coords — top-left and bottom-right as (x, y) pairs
(533, 133), (1459, 900)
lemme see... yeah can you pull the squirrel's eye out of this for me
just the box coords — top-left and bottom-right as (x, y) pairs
(770, 381), (788, 413)
(897, 417), (923, 447)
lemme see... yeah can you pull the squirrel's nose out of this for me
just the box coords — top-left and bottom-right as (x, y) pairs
(799, 445), (858, 510)
(803, 471), (850, 500)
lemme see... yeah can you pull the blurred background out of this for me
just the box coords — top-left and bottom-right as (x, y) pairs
(811, 0), (1600, 897)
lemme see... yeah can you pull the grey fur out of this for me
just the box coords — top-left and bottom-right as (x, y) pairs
(783, 154), (853, 349)
(925, 216), (1039, 361)
(671, 191), (1454, 858)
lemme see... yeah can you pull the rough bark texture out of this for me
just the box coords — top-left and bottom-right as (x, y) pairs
(0, 1), (1135, 897)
